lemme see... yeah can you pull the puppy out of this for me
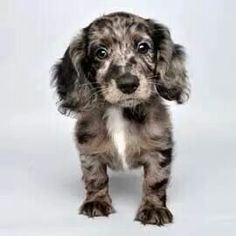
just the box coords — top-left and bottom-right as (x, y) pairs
(52, 12), (190, 226)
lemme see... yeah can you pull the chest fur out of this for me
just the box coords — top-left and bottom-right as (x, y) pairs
(106, 107), (128, 169)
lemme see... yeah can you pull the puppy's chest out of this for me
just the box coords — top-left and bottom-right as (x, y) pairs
(105, 107), (140, 170)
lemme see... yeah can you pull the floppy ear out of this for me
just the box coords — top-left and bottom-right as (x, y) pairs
(148, 20), (190, 104)
(51, 30), (96, 116)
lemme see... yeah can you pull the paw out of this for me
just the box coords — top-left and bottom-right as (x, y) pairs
(135, 204), (173, 226)
(79, 200), (115, 217)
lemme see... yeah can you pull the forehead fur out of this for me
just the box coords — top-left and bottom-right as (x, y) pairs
(87, 12), (152, 45)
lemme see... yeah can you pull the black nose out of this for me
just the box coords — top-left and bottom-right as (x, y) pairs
(116, 74), (139, 94)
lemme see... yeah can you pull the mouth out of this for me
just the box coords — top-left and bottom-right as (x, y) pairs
(118, 98), (141, 107)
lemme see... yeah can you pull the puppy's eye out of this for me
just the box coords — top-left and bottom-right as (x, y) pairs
(137, 42), (150, 54)
(95, 47), (108, 60)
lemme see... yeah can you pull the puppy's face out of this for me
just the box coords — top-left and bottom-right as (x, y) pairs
(53, 12), (190, 115)
(84, 14), (156, 107)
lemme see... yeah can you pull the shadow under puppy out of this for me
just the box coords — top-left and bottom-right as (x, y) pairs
(52, 12), (190, 226)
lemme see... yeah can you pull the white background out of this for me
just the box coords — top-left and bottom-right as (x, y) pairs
(1, 0), (236, 235)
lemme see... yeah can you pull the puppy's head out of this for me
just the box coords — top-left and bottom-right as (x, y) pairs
(52, 12), (190, 115)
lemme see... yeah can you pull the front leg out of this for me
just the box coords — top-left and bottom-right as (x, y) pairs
(79, 154), (114, 217)
(135, 149), (173, 226)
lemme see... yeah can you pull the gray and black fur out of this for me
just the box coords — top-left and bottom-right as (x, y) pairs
(52, 12), (190, 226)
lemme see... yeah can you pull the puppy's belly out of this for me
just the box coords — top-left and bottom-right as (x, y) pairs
(106, 106), (129, 170)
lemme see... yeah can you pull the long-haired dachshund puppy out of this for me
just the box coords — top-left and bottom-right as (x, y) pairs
(52, 12), (190, 226)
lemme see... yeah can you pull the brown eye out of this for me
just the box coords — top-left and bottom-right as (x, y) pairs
(137, 42), (150, 54)
(95, 47), (108, 59)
